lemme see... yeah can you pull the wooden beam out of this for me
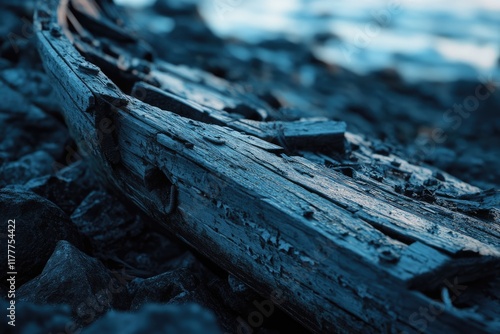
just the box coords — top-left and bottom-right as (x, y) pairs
(35, 1), (500, 333)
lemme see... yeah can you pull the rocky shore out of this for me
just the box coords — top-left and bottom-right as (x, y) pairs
(0, 1), (498, 333)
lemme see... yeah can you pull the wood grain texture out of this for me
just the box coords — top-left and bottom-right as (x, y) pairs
(35, 1), (500, 333)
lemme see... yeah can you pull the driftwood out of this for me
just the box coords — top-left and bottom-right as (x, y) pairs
(35, 0), (500, 333)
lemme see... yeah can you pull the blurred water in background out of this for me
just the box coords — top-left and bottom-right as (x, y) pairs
(117, 0), (500, 82)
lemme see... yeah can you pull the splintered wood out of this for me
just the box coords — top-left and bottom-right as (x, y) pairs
(35, 0), (500, 332)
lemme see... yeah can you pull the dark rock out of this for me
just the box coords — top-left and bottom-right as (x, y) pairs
(17, 241), (129, 325)
(25, 160), (97, 214)
(257, 38), (301, 52)
(157, 249), (201, 270)
(0, 1), (35, 16)
(258, 91), (282, 110)
(166, 17), (221, 46)
(0, 187), (84, 286)
(0, 9), (18, 42)
(369, 68), (403, 85)
(0, 150), (54, 187)
(1, 36), (39, 67)
(347, 103), (377, 123)
(71, 190), (143, 249)
(277, 106), (304, 121)
(130, 268), (199, 310)
(70, 189), (189, 276)
(0, 68), (60, 114)
(119, 237), (195, 277)
(0, 299), (73, 334)
(0, 79), (45, 118)
(223, 275), (261, 314)
(312, 31), (340, 44)
(81, 303), (221, 334)
(0, 57), (11, 70)
(168, 274), (301, 334)
(168, 285), (237, 332)
(223, 103), (263, 121)
(139, 0), (224, 71)
(0, 81), (70, 162)
(0, 6), (39, 64)
(155, 268), (267, 333)
(422, 146), (456, 169)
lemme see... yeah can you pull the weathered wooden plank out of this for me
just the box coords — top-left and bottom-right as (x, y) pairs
(69, 0), (136, 42)
(304, 134), (500, 248)
(35, 1), (500, 333)
(133, 81), (345, 152)
(70, 31), (278, 121)
(36, 27), (94, 111)
(108, 89), (500, 331)
(258, 118), (346, 152)
(151, 67), (276, 121)
(115, 97), (500, 333)
(437, 189), (500, 222)
(131, 81), (232, 125)
(205, 124), (498, 257)
(345, 132), (482, 197)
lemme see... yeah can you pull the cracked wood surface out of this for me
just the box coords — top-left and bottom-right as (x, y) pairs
(36, 0), (500, 332)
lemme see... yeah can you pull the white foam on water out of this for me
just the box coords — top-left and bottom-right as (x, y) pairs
(199, 0), (500, 81)
(115, 0), (155, 8)
(436, 39), (498, 70)
(117, 0), (500, 81)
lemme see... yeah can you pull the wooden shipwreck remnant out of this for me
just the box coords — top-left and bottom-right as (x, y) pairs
(35, 0), (500, 333)
(131, 81), (346, 152)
